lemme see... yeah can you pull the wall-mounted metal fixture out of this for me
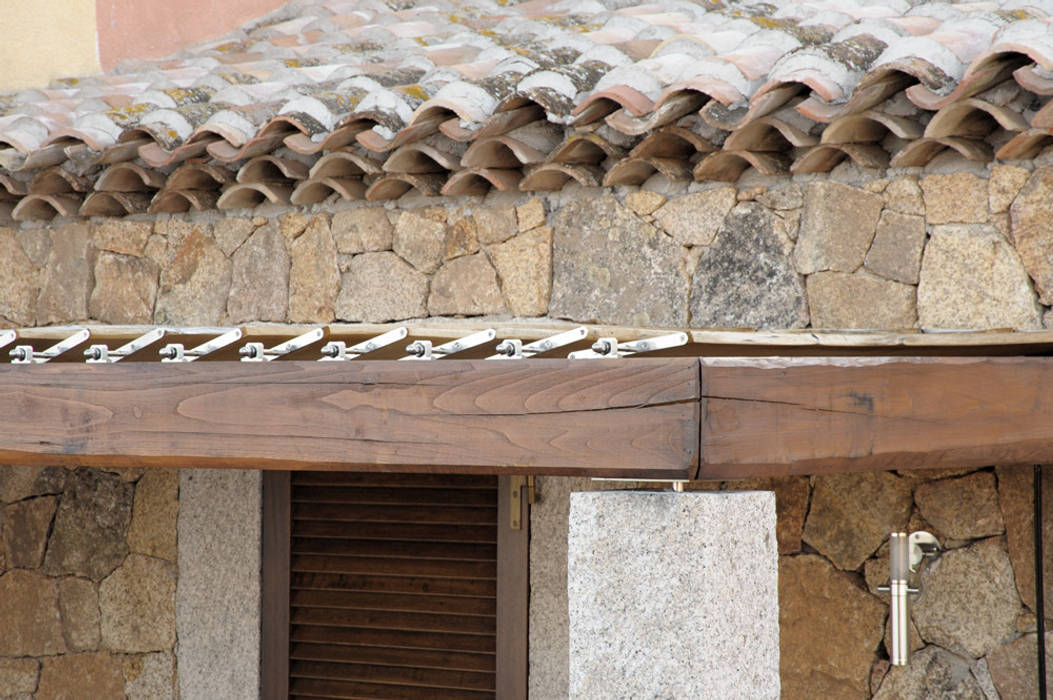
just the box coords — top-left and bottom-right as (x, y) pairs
(319, 327), (407, 361)
(159, 329), (242, 363)
(10, 329), (90, 364)
(400, 329), (496, 361)
(489, 326), (588, 360)
(878, 531), (940, 666)
(85, 328), (165, 363)
(509, 475), (535, 529)
(239, 328), (324, 362)
(568, 332), (688, 359)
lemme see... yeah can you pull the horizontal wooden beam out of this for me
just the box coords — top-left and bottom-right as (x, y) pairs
(0, 359), (699, 478)
(9, 355), (1053, 479)
(698, 356), (1053, 479)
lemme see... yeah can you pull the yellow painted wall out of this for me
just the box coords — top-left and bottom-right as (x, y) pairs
(0, 0), (101, 90)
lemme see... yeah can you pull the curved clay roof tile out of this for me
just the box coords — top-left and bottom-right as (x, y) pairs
(440, 167), (522, 196)
(80, 191), (151, 216)
(889, 135), (992, 167)
(790, 142), (889, 173)
(520, 162), (603, 190)
(290, 176), (367, 204)
(308, 150), (383, 178)
(216, 182), (293, 209)
(11, 193), (82, 221)
(165, 162), (235, 191)
(364, 172), (445, 200)
(602, 155), (691, 186)
(148, 189), (220, 214)
(1, 0), (1053, 217)
(95, 162), (168, 192)
(692, 149), (790, 181)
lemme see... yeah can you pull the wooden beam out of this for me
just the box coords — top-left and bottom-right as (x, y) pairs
(698, 356), (1053, 479)
(0, 359), (698, 478)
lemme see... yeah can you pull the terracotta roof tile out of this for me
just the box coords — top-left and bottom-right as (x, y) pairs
(3, 0), (1053, 220)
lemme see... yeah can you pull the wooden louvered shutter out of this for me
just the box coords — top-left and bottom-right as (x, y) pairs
(261, 472), (528, 700)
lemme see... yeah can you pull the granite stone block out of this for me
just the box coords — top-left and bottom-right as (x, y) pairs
(568, 491), (779, 699)
(177, 469), (261, 700)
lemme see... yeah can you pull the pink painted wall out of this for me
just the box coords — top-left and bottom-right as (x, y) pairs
(96, 0), (287, 69)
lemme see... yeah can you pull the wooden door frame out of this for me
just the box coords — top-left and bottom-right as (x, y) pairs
(261, 470), (291, 700)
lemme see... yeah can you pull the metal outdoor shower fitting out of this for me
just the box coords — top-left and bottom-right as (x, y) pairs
(878, 531), (940, 666)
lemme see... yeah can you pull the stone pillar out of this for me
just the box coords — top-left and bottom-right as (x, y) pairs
(177, 469), (262, 700)
(568, 490), (780, 698)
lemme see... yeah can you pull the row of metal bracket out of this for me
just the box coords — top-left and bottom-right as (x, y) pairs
(2, 326), (690, 364)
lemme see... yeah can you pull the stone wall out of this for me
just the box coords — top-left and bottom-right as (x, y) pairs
(0, 466), (178, 699)
(3, 162), (1053, 698)
(2, 162), (1053, 330)
(530, 466), (1053, 699)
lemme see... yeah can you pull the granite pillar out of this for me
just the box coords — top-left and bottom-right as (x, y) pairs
(176, 469), (262, 700)
(568, 490), (780, 698)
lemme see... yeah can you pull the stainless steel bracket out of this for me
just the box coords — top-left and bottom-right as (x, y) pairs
(568, 331), (689, 359)
(10, 329), (90, 364)
(319, 327), (408, 361)
(401, 329), (496, 360)
(239, 327), (324, 361)
(159, 329), (243, 363)
(85, 328), (166, 363)
(489, 326), (588, 359)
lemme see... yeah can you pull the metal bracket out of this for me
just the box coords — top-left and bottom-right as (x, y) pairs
(159, 329), (243, 363)
(509, 475), (535, 530)
(10, 329), (90, 364)
(0, 330), (15, 352)
(567, 332), (689, 359)
(84, 328), (166, 363)
(489, 326), (588, 360)
(319, 327), (408, 361)
(491, 339), (523, 359)
(239, 327), (324, 362)
(401, 329), (496, 360)
(403, 339), (433, 360)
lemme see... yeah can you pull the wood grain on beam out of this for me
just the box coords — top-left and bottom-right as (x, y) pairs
(0, 359), (698, 477)
(698, 356), (1053, 479)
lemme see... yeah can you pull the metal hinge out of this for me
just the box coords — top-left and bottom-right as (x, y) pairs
(509, 475), (535, 530)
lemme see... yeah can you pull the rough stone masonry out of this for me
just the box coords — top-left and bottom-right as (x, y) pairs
(4, 159), (1053, 699)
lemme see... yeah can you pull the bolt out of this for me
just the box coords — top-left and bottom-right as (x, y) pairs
(591, 340), (612, 355)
